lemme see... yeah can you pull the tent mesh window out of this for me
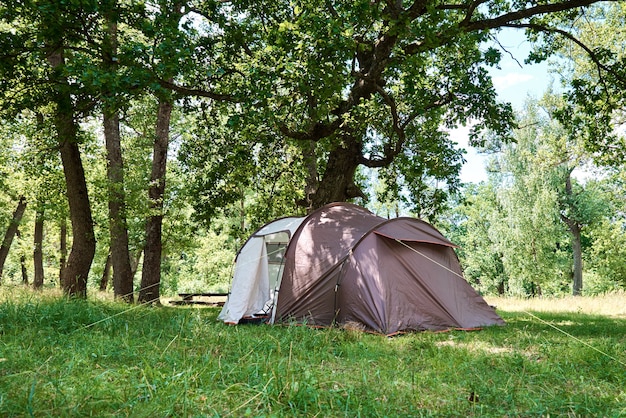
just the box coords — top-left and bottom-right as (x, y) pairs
(266, 242), (288, 264)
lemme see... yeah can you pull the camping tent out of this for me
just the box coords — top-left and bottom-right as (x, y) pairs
(218, 203), (505, 334)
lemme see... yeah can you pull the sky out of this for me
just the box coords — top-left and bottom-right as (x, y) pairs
(456, 28), (556, 183)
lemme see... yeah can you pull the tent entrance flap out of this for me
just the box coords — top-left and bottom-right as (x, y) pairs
(218, 216), (305, 325)
(264, 235), (289, 314)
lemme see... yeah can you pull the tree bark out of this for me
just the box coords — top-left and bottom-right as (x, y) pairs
(15, 229), (28, 285)
(104, 111), (134, 301)
(59, 215), (67, 287)
(138, 98), (173, 304)
(47, 46), (96, 298)
(308, 134), (365, 210)
(33, 204), (45, 289)
(100, 251), (112, 291)
(0, 196), (28, 283)
(130, 248), (143, 279)
(20, 254), (28, 284)
(561, 172), (583, 296)
(103, 10), (134, 302)
(570, 225), (583, 295)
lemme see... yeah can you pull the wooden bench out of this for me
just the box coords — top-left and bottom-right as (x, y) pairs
(170, 292), (228, 306)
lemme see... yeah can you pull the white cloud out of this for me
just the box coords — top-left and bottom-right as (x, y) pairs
(492, 73), (534, 91)
(449, 124), (489, 184)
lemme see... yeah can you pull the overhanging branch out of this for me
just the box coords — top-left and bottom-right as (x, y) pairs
(462, 0), (618, 32)
(158, 79), (239, 102)
(504, 22), (626, 87)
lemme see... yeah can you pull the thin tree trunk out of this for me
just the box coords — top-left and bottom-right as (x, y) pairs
(561, 172), (583, 296)
(20, 255), (28, 284)
(48, 46), (96, 298)
(100, 251), (112, 291)
(59, 215), (67, 288)
(104, 110), (134, 301)
(0, 196), (28, 283)
(130, 248), (143, 279)
(16, 229), (28, 285)
(570, 224), (583, 295)
(103, 9), (134, 302)
(138, 98), (173, 304)
(33, 204), (45, 289)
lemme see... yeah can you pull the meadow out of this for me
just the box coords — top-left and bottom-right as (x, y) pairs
(0, 288), (624, 417)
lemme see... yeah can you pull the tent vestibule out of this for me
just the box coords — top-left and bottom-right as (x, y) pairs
(217, 217), (305, 324)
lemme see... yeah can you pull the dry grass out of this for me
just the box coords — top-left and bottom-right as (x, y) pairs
(485, 291), (626, 318)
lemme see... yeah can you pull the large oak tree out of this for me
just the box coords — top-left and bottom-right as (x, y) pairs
(184, 0), (621, 216)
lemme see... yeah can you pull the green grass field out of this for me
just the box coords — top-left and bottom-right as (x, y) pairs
(1, 289), (624, 417)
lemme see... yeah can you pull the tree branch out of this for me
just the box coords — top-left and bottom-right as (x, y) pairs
(360, 89), (455, 168)
(157, 79), (239, 102)
(278, 118), (343, 141)
(462, 0), (618, 32)
(504, 22), (626, 87)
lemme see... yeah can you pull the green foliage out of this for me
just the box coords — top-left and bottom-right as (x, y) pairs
(179, 0), (528, 212)
(162, 230), (235, 294)
(3, 0), (626, 299)
(551, 3), (626, 166)
(445, 96), (625, 296)
(0, 291), (625, 416)
(586, 219), (626, 288)
(178, 106), (307, 231)
(440, 183), (508, 295)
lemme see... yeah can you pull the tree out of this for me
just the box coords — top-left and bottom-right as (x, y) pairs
(138, 96), (173, 304)
(440, 183), (508, 295)
(101, 3), (134, 302)
(1, 2), (101, 296)
(549, 3), (626, 166)
(479, 97), (610, 295)
(585, 174), (626, 289)
(188, 0), (616, 213)
(48, 46), (97, 298)
(0, 196), (27, 283)
(32, 197), (45, 289)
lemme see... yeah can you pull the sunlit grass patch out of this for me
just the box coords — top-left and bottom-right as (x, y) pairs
(485, 291), (626, 317)
(0, 288), (624, 416)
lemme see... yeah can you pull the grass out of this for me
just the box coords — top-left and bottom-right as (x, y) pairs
(0, 288), (625, 417)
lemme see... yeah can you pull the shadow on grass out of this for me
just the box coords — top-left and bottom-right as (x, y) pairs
(497, 310), (626, 339)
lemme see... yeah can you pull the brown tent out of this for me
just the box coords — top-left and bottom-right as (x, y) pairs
(219, 202), (505, 334)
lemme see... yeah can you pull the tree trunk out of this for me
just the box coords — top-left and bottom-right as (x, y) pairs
(20, 254), (28, 284)
(561, 172), (583, 296)
(130, 248), (143, 279)
(104, 111), (134, 301)
(16, 229), (28, 285)
(308, 135), (365, 210)
(100, 251), (112, 291)
(570, 223), (583, 296)
(33, 204), (45, 289)
(57, 139), (96, 298)
(497, 280), (505, 296)
(102, 10), (134, 302)
(0, 196), (28, 283)
(59, 215), (67, 287)
(48, 46), (96, 298)
(138, 98), (173, 304)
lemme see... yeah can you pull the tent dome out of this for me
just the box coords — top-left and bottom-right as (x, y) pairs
(219, 203), (505, 334)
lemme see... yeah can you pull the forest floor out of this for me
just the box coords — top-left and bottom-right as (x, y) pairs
(0, 288), (624, 417)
